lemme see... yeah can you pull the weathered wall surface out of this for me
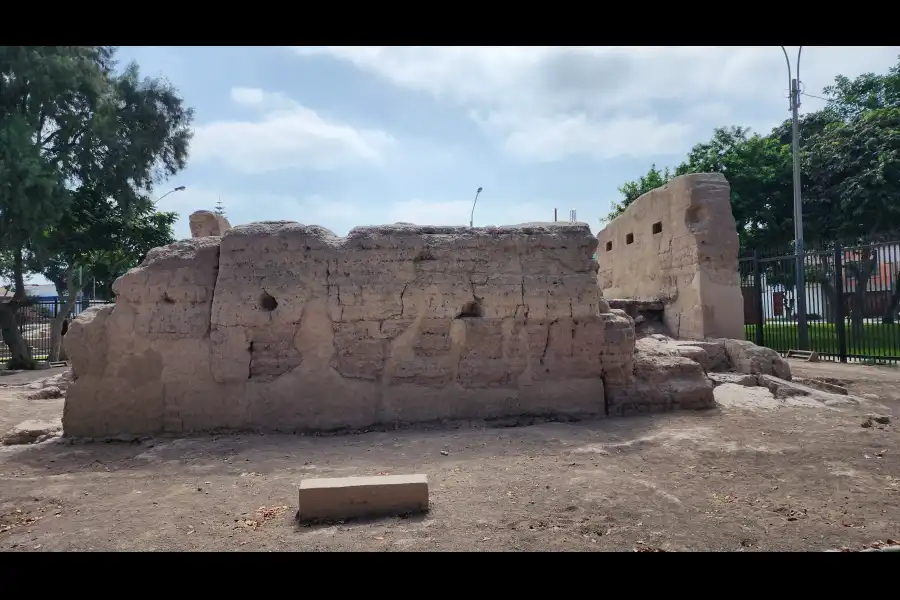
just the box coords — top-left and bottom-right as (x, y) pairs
(596, 173), (744, 340)
(64, 223), (636, 437)
(189, 210), (231, 237)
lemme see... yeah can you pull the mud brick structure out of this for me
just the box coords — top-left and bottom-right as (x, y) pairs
(63, 223), (636, 437)
(596, 173), (744, 340)
(62, 174), (783, 438)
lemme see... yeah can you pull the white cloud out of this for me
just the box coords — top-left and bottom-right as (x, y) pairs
(386, 198), (544, 226)
(191, 87), (396, 174)
(474, 111), (692, 163)
(290, 46), (900, 162)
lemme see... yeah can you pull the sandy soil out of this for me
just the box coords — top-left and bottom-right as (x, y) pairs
(0, 360), (898, 552)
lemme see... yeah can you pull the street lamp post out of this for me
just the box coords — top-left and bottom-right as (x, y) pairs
(157, 185), (186, 203)
(469, 187), (483, 228)
(780, 46), (808, 350)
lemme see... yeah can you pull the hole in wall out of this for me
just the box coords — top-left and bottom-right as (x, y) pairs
(605, 241), (613, 252)
(685, 204), (707, 232)
(626, 233), (634, 245)
(652, 222), (662, 234)
(259, 290), (278, 312)
(456, 300), (484, 319)
(162, 293), (175, 304)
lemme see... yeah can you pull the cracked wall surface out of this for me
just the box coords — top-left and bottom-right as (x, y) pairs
(595, 173), (744, 340)
(63, 222), (636, 437)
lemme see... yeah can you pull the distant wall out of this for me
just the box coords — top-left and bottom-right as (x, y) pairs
(63, 223), (635, 437)
(596, 173), (743, 340)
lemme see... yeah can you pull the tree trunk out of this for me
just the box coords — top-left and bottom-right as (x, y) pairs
(882, 270), (900, 324)
(0, 303), (34, 369)
(810, 258), (836, 322)
(847, 249), (878, 346)
(820, 279), (836, 322)
(49, 267), (79, 363)
(850, 294), (865, 341)
(0, 248), (36, 369)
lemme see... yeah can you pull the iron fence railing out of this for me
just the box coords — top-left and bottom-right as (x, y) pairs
(740, 240), (900, 364)
(0, 298), (109, 363)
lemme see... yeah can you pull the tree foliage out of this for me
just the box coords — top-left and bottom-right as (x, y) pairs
(0, 46), (192, 366)
(608, 54), (900, 253)
(603, 164), (673, 223)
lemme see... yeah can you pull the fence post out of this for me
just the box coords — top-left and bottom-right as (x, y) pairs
(833, 244), (847, 363)
(752, 250), (765, 347)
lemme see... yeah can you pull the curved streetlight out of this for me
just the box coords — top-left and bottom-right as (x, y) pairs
(780, 46), (808, 349)
(157, 185), (187, 202)
(469, 187), (483, 228)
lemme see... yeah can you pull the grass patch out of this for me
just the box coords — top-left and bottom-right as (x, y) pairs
(745, 321), (900, 360)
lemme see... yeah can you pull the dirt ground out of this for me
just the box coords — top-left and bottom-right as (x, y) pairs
(1, 360), (898, 552)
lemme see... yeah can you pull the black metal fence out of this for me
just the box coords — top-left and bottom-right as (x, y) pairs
(0, 298), (109, 363)
(739, 240), (900, 364)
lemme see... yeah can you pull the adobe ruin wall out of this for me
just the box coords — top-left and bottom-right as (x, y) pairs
(63, 222), (638, 437)
(595, 172), (744, 340)
(60, 173), (779, 438)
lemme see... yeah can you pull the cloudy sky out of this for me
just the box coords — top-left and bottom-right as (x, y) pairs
(71, 46), (900, 245)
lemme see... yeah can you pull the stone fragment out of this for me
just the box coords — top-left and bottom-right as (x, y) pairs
(189, 210), (231, 237)
(26, 386), (63, 400)
(793, 377), (848, 395)
(674, 340), (729, 371)
(1, 419), (62, 445)
(758, 375), (860, 407)
(297, 474), (429, 522)
(673, 345), (710, 371)
(607, 353), (715, 415)
(721, 339), (792, 380)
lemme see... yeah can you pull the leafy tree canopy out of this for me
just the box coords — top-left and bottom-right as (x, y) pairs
(606, 54), (900, 252)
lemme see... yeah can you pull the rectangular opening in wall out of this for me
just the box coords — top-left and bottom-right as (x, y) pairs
(626, 233), (634, 245)
(652, 221), (662, 234)
(605, 241), (613, 252)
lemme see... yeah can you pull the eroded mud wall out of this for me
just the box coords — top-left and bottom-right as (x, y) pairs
(64, 223), (635, 437)
(595, 173), (744, 340)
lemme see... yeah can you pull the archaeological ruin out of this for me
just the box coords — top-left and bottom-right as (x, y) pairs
(61, 173), (791, 438)
(596, 172), (744, 340)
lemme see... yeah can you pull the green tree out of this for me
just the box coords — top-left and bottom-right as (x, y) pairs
(0, 46), (112, 368)
(80, 210), (177, 302)
(1, 46), (193, 366)
(821, 60), (900, 121)
(604, 164), (673, 222)
(675, 126), (795, 250)
(27, 57), (193, 362)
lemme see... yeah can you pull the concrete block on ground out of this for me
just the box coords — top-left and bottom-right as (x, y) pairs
(298, 474), (429, 522)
